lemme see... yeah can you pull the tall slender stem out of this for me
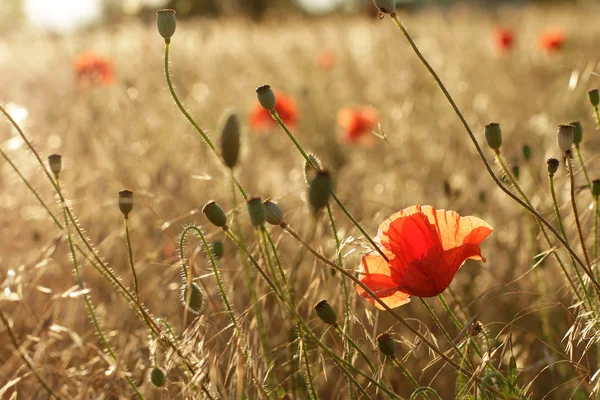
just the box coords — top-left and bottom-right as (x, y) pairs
(566, 152), (593, 273)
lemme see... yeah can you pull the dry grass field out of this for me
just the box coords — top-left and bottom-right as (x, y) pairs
(2, 3), (600, 399)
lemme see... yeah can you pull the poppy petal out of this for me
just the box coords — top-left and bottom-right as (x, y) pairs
(357, 273), (410, 309)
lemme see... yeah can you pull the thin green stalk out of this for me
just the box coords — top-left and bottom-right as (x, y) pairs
(163, 43), (247, 199)
(300, 330), (319, 400)
(595, 196), (599, 269)
(124, 218), (140, 300)
(334, 325), (375, 373)
(0, 310), (64, 400)
(575, 145), (592, 191)
(391, 356), (424, 394)
(385, 14), (598, 292)
(593, 106), (600, 130)
(57, 179), (143, 399)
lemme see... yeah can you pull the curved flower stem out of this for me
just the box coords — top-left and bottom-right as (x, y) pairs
(386, 14), (599, 294)
(595, 196), (599, 272)
(163, 43), (247, 200)
(333, 325), (376, 373)
(391, 356), (427, 397)
(180, 225), (270, 400)
(593, 106), (600, 131)
(0, 310), (64, 399)
(269, 110), (389, 263)
(124, 218), (140, 301)
(496, 152), (589, 305)
(56, 179), (144, 399)
(279, 222), (510, 399)
(229, 227), (399, 398)
(575, 145), (592, 191)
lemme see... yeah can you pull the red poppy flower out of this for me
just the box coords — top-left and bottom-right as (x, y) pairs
(493, 27), (514, 54)
(73, 52), (114, 85)
(249, 92), (298, 132)
(337, 106), (379, 145)
(357, 205), (493, 309)
(317, 50), (336, 70)
(538, 29), (566, 53)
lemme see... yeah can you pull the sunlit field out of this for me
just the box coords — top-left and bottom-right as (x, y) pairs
(2, 2), (600, 399)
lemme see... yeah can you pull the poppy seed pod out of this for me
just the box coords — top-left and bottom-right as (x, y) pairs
(118, 190), (134, 218)
(219, 112), (241, 169)
(246, 196), (267, 227)
(484, 123), (502, 152)
(210, 241), (224, 259)
(373, 0), (396, 14)
(569, 121), (583, 146)
(264, 199), (284, 225)
(181, 283), (204, 314)
(156, 9), (176, 43)
(48, 154), (62, 177)
(309, 170), (332, 211)
(511, 164), (520, 180)
(547, 158), (559, 175)
(557, 124), (575, 153)
(202, 201), (227, 228)
(151, 367), (166, 387)
(593, 180), (600, 198)
(256, 85), (276, 111)
(376, 333), (396, 357)
(303, 153), (322, 185)
(314, 300), (337, 326)
(522, 145), (532, 162)
(589, 89), (600, 107)
(469, 321), (484, 337)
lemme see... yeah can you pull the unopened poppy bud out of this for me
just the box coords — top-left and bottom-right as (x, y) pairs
(202, 201), (227, 228)
(522, 145), (532, 162)
(246, 196), (267, 227)
(314, 300), (337, 325)
(373, 0), (396, 14)
(547, 158), (559, 175)
(181, 283), (204, 314)
(376, 333), (396, 357)
(118, 190), (134, 218)
(219, 111), (241, 169)
(210, 241), (224, 259)
(589, 89), (600, 107)
(303, 153), (322, 185)
(309, 170), (332, 211)
(151, 367), (166, 387)
(48, 154), (62, 177)
(511, 164), (520, 180)
(569, 121), (583, 146)
(484, 123), (502, 152)
(593, 180), (600, 198)
(469, 321), (484, 337)
(156, 9), (176, 43)
(557, 124), (575, 153)
(256, 85), (276, 111)
(264, 199), (284, 225)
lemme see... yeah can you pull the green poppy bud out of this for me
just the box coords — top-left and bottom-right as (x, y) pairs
(256, 85), (276, 111)
(569, 121), (583, 146)
(589, 89), (599, 107)
(547, 158), (559, 175)
(484, 123), (502, 152)
(202, 201), (227, 228)
(48, 154), (62, 178)
(181, 283), (204, 314)
(373, 0), (396, 14)
(511, 164), (520, 181)
(219, 111), (241, 169)
(376, 333), (396, 357)
(156, 9), (176, 43)
(246, 196), (267, 228)
(521, 145), (532, 162)
(264, 199), (284, 225)
(118, 190), (134, 218)
(210, 241), (224, 259)
(314, 300), (337, 325)
(151, 367), (166, 387)
(309, 170), (332, 212)
(593, 179), (600, 198)
(557, 124), (575, 153)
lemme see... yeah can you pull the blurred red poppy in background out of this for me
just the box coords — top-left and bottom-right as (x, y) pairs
(249, 92), (298, 131)
(337, 106), (379, 145)
(74, 52), (114, 85)
(357, 205), (493, 309)
(316, 50), (336, 70)
(493, 27), (514, 54)
(538, 29), (566, 53)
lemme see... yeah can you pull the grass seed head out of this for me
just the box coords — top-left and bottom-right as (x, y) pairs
(557, 124), (575, 153)
(219, 111), (241, 169)
(264, 199), (284, 225)
(246, 196), (267, 227)
(589, 89), (600, 107)
(376, 333), (396, 357)
(118, 190), (134, 218)
(256, 85), (276, 111)
(484, 123), (502, 152)
(156, 9), (176, 43)
(314, 300), (337, 325)
(181, 283), (204, 314)
(48, 154), (62, 178)
(202, 201), (227, 228)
